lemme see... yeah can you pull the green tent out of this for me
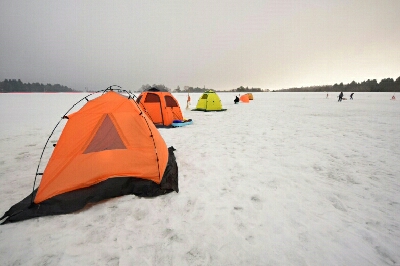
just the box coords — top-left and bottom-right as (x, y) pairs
(192, 90), (227, 112)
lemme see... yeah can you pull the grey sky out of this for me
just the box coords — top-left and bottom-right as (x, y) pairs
(1, 0), (399, 91)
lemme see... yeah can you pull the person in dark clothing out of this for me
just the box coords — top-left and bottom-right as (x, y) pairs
(234, 96), (239, 104)
(350, 93), (354, 100)
(338, 92), (343, 102)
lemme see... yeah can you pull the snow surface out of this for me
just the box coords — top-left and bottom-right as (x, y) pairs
(0, 91), (399, 266)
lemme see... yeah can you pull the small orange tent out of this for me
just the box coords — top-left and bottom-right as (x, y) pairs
(240, 94), (250, 103)
(137, 88), (183, 127)
(1, 89), (178, 224)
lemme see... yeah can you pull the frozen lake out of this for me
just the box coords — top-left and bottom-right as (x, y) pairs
(0, 91), (399, 265)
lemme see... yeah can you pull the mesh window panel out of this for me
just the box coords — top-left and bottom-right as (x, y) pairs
(165, 96), (179, 107)
(144, 93), (161, 102)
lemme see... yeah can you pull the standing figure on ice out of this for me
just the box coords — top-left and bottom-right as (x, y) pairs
(186, 93), (191, 109)
(338, 91), (343, 102)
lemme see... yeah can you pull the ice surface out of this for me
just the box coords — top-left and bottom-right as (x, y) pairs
(0, 91), (399, 265)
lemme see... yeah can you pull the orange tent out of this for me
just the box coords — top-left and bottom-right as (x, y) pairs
(137, 88), (183, 127)
(1, 90), (178, 224)
(240, 94), (250, 103)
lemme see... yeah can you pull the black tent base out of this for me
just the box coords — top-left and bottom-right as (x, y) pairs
(191, 108), (227, 112)
(1, 147), (178, 224)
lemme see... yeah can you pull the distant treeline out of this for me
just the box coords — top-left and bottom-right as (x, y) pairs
(173, 85), (267, 93)
(277, 76), (400, 92)
(173, 86), (209, 93)
(4, 76), (399, 93)
(227, 86), (266, 92)
(0, 79), (76, 93)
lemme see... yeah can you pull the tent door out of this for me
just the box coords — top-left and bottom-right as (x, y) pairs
(144, 93), (163, 125)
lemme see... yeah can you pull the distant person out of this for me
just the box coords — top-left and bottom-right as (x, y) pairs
(350, 93), (354, 100)
(326, 93), (329, 98)
(392, 95), (396, 100)
(234, 96), (239, 104)
(338, 92), (343, 102)
(186, 93), (191, 109)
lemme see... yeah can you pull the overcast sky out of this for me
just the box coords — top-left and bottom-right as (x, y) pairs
(1, 0), (399, 91)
